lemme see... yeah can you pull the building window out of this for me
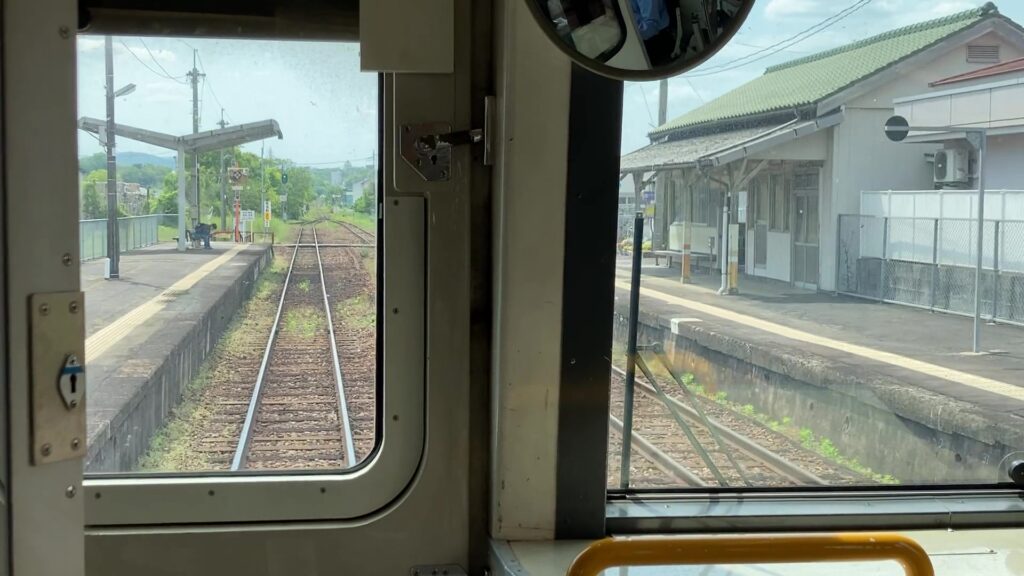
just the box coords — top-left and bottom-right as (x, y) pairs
(691, 183), (708, 225)
(966, 44), (1000, 63)
(769, 173), (789, 232)
(753, 177), (769, 224)
(691, 182), (722, 226)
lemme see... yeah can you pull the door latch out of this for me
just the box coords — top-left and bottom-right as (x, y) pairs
(400, 96), (494, 182)
(58, 354), (84, 410)
(30, 292), (86, 464)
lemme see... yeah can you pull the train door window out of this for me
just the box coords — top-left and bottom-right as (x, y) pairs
(609, 1), (1024, 506)
(78, 34), (425, 525)
(79, 35), (379, 475)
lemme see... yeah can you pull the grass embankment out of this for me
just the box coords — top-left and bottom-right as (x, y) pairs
(331, 209), (375, 234)
(158, 225), (178, 242)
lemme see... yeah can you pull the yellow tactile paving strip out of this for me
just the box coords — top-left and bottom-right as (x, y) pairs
(86, 246), (247, 361)
(618, 281), (1024, 402)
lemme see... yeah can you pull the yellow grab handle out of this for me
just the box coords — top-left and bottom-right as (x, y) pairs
(567, 533), (934, 576)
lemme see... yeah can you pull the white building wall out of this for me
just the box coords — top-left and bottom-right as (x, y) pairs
(985, 134), (1024, 190)
(824, 109), (937, 290)
(820, 30), (1024, 290)
(818, 129), (835, 289)
(846, 31), (1024, 111)
(692, 224), (718, 257)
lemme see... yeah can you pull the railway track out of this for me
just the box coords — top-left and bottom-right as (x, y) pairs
(231, 226), (356, 470)
(609, 364), (866, 488)
(330, 218), (376, 245)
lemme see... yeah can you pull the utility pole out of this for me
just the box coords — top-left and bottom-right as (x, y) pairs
(658, 79), (668, 126)
(260, 142), (266, 226)
(655, 77), (671, 243)
(186, 49), (205, 228)
(218, 108), (229, 231)
(104, 36), (120, 279)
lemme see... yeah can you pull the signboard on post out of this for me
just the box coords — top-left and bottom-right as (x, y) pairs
(263, 200), (272, 229)
(241, 210), (256, 222)
(884, 115), (910, 142)
(229, 167), (248, 185)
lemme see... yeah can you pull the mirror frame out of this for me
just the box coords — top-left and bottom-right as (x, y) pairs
(523, 0), (756, 82)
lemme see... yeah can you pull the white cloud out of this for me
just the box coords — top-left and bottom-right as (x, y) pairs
(77, 37), (104, 52)
(76, 38), (179, 67)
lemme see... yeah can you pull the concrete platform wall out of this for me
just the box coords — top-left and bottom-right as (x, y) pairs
(86, 248), (273, 472)
(613, 307), (1024, 483)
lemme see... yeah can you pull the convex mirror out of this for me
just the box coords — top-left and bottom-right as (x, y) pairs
(525, 0), (754, 81)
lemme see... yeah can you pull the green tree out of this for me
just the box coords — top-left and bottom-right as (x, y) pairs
(78, 152), (106, 174)
(80, 169), (107, 219)
(121, 163), (171, 189)
(150, 171), (180, 214)
(353, 187), (375, 215)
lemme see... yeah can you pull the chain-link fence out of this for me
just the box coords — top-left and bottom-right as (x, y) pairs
(80, 214), (177, 261)
(837, 215), (1024, 325)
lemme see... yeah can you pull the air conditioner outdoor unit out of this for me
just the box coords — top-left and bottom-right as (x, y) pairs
(934, 149), (969, 184)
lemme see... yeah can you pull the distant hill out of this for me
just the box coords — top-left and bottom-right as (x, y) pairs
(79, 151), (176, 173)
(116, 151), (176, 168)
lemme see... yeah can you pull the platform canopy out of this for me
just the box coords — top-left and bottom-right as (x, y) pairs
(77, 118), (283, 251)
(77, 118), (282, 154)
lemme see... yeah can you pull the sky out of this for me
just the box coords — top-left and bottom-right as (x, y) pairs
(619, 0), (1024, 154)
(76, 1), (1024, 165)
(76, 37), (377, 167)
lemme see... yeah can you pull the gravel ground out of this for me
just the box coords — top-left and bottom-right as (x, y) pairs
(139, 219), (378, 472)
(608, 370), (870, 488)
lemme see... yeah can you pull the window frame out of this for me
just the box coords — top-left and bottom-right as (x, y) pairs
(83, 74), (427, 527)
(554, 82), (1024, 540)
(606, 489), (1024, 533)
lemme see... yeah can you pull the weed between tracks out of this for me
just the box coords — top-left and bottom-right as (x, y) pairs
(283, 306), (323, 338)
(610, 343), (899, 485)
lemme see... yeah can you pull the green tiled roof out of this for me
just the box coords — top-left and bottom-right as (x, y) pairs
(651, 3), (1002, 138)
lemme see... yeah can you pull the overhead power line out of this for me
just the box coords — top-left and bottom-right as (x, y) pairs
(684, 0), (873, 77)
(195, 51), (228, 119)
(139, 38), (186, 82)
(637, 84), (656, 128)
(120, 41), (187, 84)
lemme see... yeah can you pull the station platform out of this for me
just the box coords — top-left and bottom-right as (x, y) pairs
(614, 258), (1024, 480)
(83, 242), (273, 472)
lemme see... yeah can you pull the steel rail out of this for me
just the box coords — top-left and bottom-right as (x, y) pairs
(611, 365), (826, 485)
(231, 228), (305, 470)
(291, 243), (374, 248)
(332, 219), (376, 244)
(312, 226), (357, 468)
(609, 415), (707, 487)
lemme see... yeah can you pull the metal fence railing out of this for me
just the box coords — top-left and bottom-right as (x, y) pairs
(837, 214), (1024, 325)
(79, 214), (178, 262)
